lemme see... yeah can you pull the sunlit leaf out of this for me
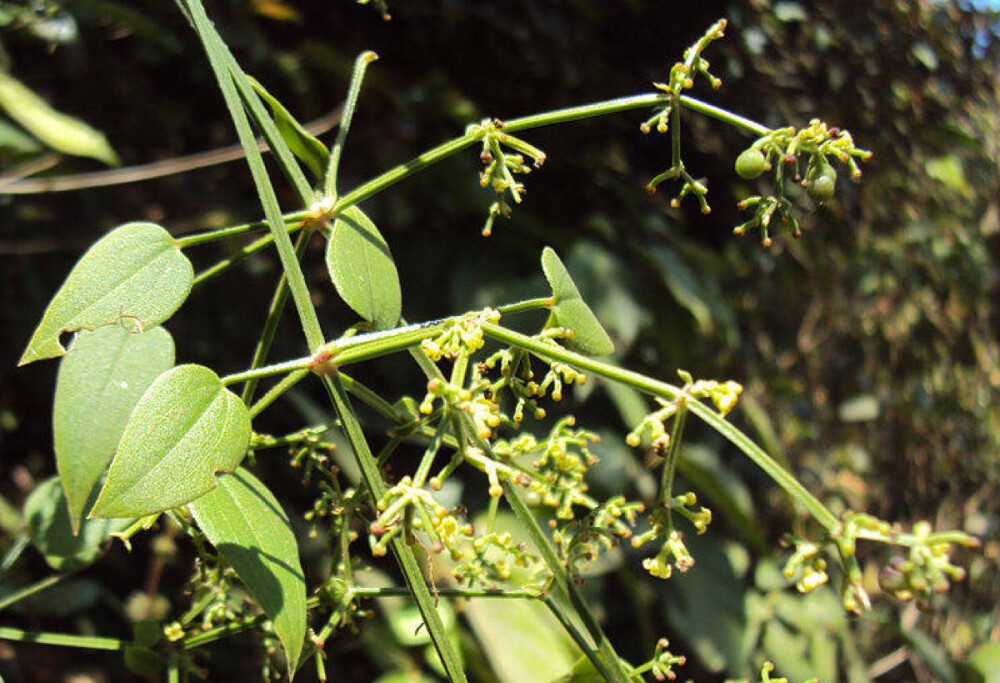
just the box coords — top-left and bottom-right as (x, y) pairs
(54, 325), (175, 532)
(25, 476), (131, 571)
(327, 206), (402, 330)
(19, 222), (193, 366)
(190, 468), (306, 677)
(90, 364), (251, 518)
(249, 76), (327, 180)
(0, 70), (119, 165)
(540, 247), (614, 356)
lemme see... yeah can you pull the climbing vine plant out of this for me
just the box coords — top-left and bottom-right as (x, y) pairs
(4, 6), (978, 682)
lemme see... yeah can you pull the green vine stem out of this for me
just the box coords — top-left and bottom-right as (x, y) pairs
(0, 571), (74, 611)
(480, 322), (839, 531)
(325, 51), (378, 198)
(0, 626), (123, 651)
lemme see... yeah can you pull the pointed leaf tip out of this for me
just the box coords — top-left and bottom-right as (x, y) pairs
(190, 469), (306, 676)
(541, 247), (614, 356)
(20, 222), (192, 366)
(90, 364), (251, 519)
(54, 325), (175, 533)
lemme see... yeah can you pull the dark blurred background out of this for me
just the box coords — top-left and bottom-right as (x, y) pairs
(0, 1), (997, 681)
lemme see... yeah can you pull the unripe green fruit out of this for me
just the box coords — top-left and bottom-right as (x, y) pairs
(735, 148), (766, 180)
(807, 166), (837, 203)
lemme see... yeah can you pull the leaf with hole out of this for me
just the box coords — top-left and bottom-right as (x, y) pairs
(25, 476), (132, 571)
(249, 76), (329, 182)
(190, 468), (306, 677)
(0, 70), (119, 165)
(327, 206), (401, 330)
(541, 247), (614, 356)
(54, 325), (175, 533)
(90, 364), (251, 518)
(19, 222), (193, 366)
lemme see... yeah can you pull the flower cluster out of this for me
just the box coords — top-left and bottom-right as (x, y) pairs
(876, 520), (977, 610)
(734, 118), (872, 246)
(420, 308), (500, 361)
(467, 118), (546, 235)
(627, 370), (743, 448)
(552, 496), (644, 578)
(368, 477), (476, 559)
(451, 530), (539, 589)
(649, 638), (687, 681)
(641, 19), (727, 214)
(781, 536), (830, 594)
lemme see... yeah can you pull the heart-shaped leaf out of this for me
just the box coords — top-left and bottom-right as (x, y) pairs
(90, 364), (251, 518)
(190, 468), (306, 677)
(540, 247), (614, 356)
(0, 70), (119, 165)
(20, 222), (193, 366)
(248, 76), (329, 182)
(327, 206), (402, 331)
(54, 325), (175, 533)
(25, 476), (132, 571)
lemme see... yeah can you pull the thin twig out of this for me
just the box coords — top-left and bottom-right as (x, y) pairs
(0, 106), (342, 194)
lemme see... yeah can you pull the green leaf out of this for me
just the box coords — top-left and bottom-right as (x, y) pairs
(0, 70), (119, 165)
(90, 364), (251, 518)
(189, 468), (306, 677)
(540, 247), (614, 356)
(54, 325), (175, 533)
(0, 116), (42, 154)
(25, 476), (132, 571)
(248, 76), (329, 182)
(327, 206), (402, 330)
(19, 222), (193, 366)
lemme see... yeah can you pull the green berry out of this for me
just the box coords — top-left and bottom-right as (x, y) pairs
(807, 166), (837, 203)
(735, 148), (766, 180)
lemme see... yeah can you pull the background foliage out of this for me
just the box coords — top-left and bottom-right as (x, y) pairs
(0, 1), (997, 681)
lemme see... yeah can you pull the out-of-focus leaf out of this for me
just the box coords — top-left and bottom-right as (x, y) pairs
(0, 70), (119, 165)
(54, 325), (175, 532)
(0, 117), (41, 153)
(25, 476), (131, 571)
(904, 626), (957, 683)
(541, 247), (614, 356)
(7, 577), (102, 617)
(925, 155), (971, 198)
(661, 533), (749, 677)
(837, 394), (880, 422)
(565, 241), (646, 349)
(91, 365), (251, 518)
(646, 244), (737, 345)
(677, 444), (764, 552)
(19, 222), (192, 366)
(961, 643), (1000, 683)
(249, 76), (327, 180)
(190, 468), (306, 676)
(327, 207), (402, 331)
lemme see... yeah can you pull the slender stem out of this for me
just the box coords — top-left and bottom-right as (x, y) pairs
(185, 0), (324, 350)
(505, 485), (631, 682)
(192, 231), (275, 286)
(333, 134), (477, 213)
(503, 93), (669, 132)
(247, 369), (310, 419)
(325, 51), (378, 197)
(659, 406), (687, 508)
(242, 230), (311, 404)
(223, 357), (312, 387)
(323, 375), (468, 682)
(0, 572), (72, 611)
(678, 95), (770, 136)
(480, 322), (839, 531)
(497, 297), (553, 315)
(0, 535), (29, 575)
(0, 626), (123, 651)
(541, 594), (616, 679)
(176, 212), (305, 249)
